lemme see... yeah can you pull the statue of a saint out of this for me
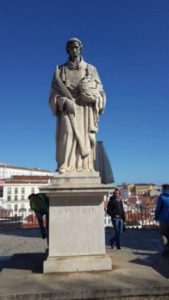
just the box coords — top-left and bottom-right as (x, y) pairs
(49, 38), (106, 174)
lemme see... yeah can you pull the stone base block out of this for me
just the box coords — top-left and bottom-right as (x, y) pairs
(52, 171), (101, 185)
(43, 255), (112, 273)
(41, 181), (114, 274)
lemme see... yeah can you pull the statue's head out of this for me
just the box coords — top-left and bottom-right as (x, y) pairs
(66, 38), (83, 58)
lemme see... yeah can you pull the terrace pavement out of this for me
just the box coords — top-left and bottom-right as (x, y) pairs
(0, 227), (169, 299)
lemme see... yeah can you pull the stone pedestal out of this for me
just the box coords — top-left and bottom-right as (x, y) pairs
(41, 172), (113, 273)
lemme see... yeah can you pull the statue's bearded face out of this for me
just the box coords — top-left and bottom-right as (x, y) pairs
(67, 42), (81, 60)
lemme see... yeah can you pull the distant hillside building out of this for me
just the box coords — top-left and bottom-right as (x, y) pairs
(130, 183), (157, 196)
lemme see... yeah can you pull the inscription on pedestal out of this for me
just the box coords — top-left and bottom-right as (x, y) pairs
(57, 207), (95, 215)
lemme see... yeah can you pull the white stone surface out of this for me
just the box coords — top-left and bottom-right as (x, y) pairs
(42, 182), (113, 273)
(49, 195), (104, 257)
(52, 171), (101, 185)
(44, 255), (112, 273)
(49, 38), (106, 174)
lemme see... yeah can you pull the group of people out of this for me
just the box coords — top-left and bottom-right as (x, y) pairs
(107, 185), (169, 255)
(28, 189), (126, 249)
(28, 185), (169, 256)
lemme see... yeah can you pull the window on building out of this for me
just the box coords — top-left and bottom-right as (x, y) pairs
(0, 187), (3, 197)
(7, 195), (11, 201)
(21, 187), (25, 194)
(14, 187), (18, 194)
(14, 195), (18, 201)
(14, 204), (18, 211)
(7, 187), (12, 194)
(21, 194), (25, 201)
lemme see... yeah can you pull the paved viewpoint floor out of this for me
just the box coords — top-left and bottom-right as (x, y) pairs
(0, 228), (169, 299)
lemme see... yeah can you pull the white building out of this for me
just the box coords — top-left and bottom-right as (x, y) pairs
(0, 163), (52, 179)
(0, 175), (53, 216)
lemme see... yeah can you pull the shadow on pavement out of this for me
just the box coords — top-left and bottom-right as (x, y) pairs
(105, 227), (161, 251)
(131, 251), (169, 279)
(0, 228), (41, 238)
(106, 227), (169, 279)
(151, 254), (169, 279)
(0, 253), (45, 273)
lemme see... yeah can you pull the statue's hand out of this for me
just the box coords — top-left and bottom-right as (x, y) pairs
(65, 98), (75, 114)
(58, 97), (67, 111)
(58, 97), (74, 114)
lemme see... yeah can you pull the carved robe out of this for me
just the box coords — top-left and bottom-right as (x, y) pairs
(49, 58), (106, 173)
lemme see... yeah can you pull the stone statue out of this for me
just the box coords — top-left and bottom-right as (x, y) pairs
(49, 38), (106, 174)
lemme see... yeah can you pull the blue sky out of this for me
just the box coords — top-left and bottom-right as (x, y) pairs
(0, 0), (169, 184)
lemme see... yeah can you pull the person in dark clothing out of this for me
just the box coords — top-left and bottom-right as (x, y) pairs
(28, 193), (49, 240)
(107, 188), (126, 249)
(155, 184), (169, 255)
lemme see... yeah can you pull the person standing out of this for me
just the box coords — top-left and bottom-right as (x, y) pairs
(107, 189), (126, 249)
(155, 184), (169, 255)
